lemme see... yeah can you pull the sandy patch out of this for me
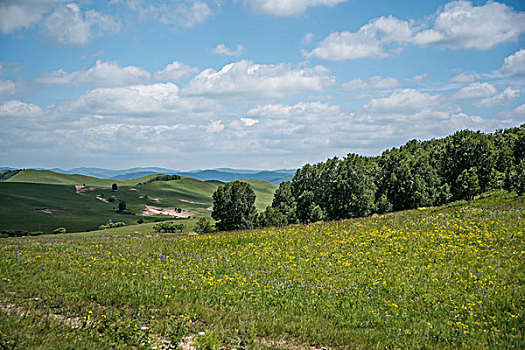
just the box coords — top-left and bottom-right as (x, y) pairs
(150, 197), (161, 203)
(129, 188), (137, 191)
(75, 185), (86, 193)
(140, 205), (191, 218)
(207, 206), (213, 211)
(179, 199), (207, 205)
(96, 195), (110, 203)
(38, 208), (54, 214)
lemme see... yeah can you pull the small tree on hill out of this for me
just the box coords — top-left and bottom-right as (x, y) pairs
(212, 181), (257, 231)
(118, 200), (126, 212)
(112, 183), (118, 191)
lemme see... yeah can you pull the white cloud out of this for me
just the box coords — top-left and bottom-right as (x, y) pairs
(501, 49), (525, 77)
(0, 0), (60, 34)
(211, 44), (245, 56)
(37, 60), (151, 87)
(183, 60), (335, 100)
(41, 3), (120, 46)
(413, 1), (525, 50)
(245, 0), (347, 16)
(305, 1), (525, 61)
(453, 82), (497, 100)
(0, 100), (42, 118)
(304, 15), (413, 60)
(449, 72), (475, 83)
(240, 118), (259, 126)
(342, 76), (399, 91)
(364, 89), (441, 113)
(154, 61), (199, 82)
(0, 80), (17, 96)
(413, 74), (427, 82)
(126, 0), (212, 30)
(514, 104), (525, 116)
(247, 101), (342, 119)
(302, 33), (314, 44)
(206, 120), (224, 133)
(474, 87), (519, 108)
(70, 83), (219, 115)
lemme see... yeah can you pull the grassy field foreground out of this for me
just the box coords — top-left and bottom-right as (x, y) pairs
(0, 194), (523, 349)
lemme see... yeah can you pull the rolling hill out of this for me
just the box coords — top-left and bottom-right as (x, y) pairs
(0, 169), (277, 234)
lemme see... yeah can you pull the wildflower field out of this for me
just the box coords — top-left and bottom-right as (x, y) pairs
(0, 194), (524, 349)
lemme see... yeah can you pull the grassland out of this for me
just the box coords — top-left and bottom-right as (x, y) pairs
(0, 192), (523, 349)
(0, 170), (277, 234)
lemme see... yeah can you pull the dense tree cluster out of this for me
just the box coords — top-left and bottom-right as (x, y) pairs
(210, 126), (524, 231)
(136, 174), (181, 186)
(260, 125), (525, 226)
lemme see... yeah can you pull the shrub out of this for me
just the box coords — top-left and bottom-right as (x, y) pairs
(195, 217), (214, 234)
(53, 227), (66, 234)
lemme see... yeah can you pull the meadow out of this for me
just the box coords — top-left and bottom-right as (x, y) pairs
(0, 170), (277, 234)
(0, 192), (523, 349)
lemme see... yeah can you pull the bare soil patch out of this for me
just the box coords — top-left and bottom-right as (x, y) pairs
(38, 208), (55, 214)
(96, 195), (110, 203)
(140, 205), (191, 218)
(179, 199), (207, 205)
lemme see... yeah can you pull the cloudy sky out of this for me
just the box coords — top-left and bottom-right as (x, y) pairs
(1, 0), (524, 171)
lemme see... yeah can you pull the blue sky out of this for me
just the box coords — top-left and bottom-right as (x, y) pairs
(0, 0), (524, 171)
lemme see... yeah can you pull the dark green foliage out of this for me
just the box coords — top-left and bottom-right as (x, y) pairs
(441, 130), (496, 198)
(153, 222), (184, 233)
(506, 159), (525, 196)
(257, 206), (288, 227)
(136, 174), (181, 186)
(456, 167), (481, 200)
(99, 219), (127, 230)
(137, 217), (145, 224)
(195, 217), (214, 234)
(265, 125), (525, 227)
(53, 227), (66, 234)
(112, 183), (118, 191)
(271, 181), (297, 224)
(212, 181), (257, 231)
(117, 200), (126, 213)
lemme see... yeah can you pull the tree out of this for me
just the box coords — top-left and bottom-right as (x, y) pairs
(195, 217), (214, 234)
(118, 200), (126, 212)
(506, 159), (525, 196)
(212, 181), (257, 231)
(271, 181), (297, 224)
(457, 167), (480, 201)
(53, 227), (66, 234)
(112, 183), (118, 191)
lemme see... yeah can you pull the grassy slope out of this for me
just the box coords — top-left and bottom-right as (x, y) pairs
(0, 193), (522, 349)
(1, 170), (277, 233)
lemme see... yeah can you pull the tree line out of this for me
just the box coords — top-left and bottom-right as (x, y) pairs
(211, 125), (525, 231)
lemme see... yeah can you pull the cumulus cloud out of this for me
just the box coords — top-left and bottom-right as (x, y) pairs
(126, 0), (212, 30)
(304, 15), (413, 60)
(0, 100), (42, 118)
(453, 82), (497, 100)
(183, 60), (335, 100)
(364, 89), (441, 113)
(70, 83), (219, 115)
(41, 3), (120, 46)
(0, 80), (17, 96)
(514, 104), (525, 116)
(211, 44), (245, 56)
(305, 1), (525, 60)
(245, 0), (347, 16)
(474, 87), (519, 108)
(37, 60), (151, 87)
(449, 72), (475, 83)
(206, 120), (224, 133)
(0, 0), (61, 34)
(154, 61), (200, 81)
(501, 49), (525, 77)
(342, 76), (399, 91)
(240, 117), (259, 126)
(413, 1), (525, 50)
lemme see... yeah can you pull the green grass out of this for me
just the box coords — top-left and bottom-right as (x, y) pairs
(0, 193), (523, 349)
(0, 170), (277, 234)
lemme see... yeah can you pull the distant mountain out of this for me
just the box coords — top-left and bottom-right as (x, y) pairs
(4, 166), (297, 184)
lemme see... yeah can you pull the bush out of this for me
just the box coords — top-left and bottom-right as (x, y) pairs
(53, 227), (66, 234)
(137, 217), (145, 224)
(153, 222), (184, 233)
(195, 217), (214, 234)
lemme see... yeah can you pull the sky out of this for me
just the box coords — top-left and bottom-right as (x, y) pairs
(0, 0), (524, 171)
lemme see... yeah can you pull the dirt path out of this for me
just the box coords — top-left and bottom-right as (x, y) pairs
(179, 199), (207, 205)
(140, 205), (191, 218)
(96, 195), (110, 203)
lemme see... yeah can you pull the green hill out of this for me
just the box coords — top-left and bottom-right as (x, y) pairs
(0, 169), (277, 234)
